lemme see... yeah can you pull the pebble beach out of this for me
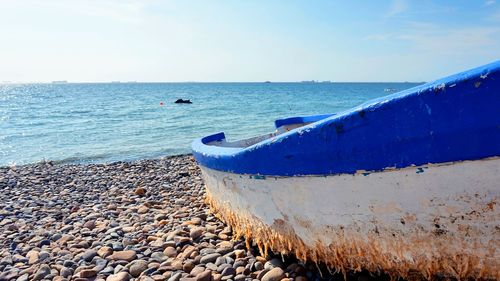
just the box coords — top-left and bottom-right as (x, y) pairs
(0, 155), (387, 281)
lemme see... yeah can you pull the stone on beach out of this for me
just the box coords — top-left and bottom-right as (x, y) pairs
(79, 269), (98, 278)
(135, 187), (147, 196)
(138, 205), (150, 214)
(33, 264), (51, 280)
(82, 249), (98, 262)
(108, 250), (137, 262)
(195, 270), (212, 281)
(261, 267), (286, 281)
(107, 272), (131, 281)
(83, 220), (96, 230)
(26, 250), (40, 264)
(200, 253), (221, 264)
(98, 246), (114, 258)
(189, 227), (204, 239)
(129, 259), (148, 277)
(163, 246), (177, 258)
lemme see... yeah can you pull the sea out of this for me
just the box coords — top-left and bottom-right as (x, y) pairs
(0, 82), (422, 166)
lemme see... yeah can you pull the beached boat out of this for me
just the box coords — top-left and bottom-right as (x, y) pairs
(192, 61), (500, 280)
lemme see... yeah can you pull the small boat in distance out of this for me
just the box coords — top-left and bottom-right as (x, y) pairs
(51, 80), (68, 84)
(192, 61), (500, 280)
(174, 99), (192, 104)
(384, 87), (397, 92)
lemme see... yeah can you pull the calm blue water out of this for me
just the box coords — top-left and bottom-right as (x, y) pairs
(0, 82), (421, 166)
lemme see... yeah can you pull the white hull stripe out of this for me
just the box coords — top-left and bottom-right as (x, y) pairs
(201, 157), (500, 279)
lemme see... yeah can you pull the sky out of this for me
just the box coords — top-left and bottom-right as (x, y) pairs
(0, 0), (499, 82)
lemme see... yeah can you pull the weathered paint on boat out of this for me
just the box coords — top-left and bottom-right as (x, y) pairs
(201, 158), (499, 279)
(191, 61), (500, 279)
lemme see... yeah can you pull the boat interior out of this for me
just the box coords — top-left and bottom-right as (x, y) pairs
(206, 114), (335, 148)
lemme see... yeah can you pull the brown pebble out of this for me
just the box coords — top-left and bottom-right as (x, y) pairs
(80, 269), (98, 278)
(256, 256), (267, 263)
(217, 241), (233, 249)
(98, 246), (113, 258)
(190, 266), (206, 277)
(183, 261), (195, 273)
(195, 270), (212, 281)
(149, 262), (161, 269)
(234, 250), (245, 259)
(235, 266), (245, 275)
(174, 236), (191, 244)
(152, 275), (167, 281)
(256, 269), (269, 280)
(163, 246), (177, 258)
(212, 273), (221, 281)
(206, 225), (217, 233)
(180, 245), (196, 259)
(261, 268), (286, 281)
(134, 187), (146, 196)
(83, 220), (96, 230)
(138, 206), (149, 214)
(190, 251), (199, 259)
(189, 227), (204, 240)
(218, 234), (229, 240)
(58, 234), (75, 245)
(108, 250), (137, 262)
(129, 260), (148, 277)
(171, 260), (183, 270)
(106, 272), (131, 281)
(26, 250), (39, 264)
(123, 226), (135, 233)
(191, 217), (202, 225)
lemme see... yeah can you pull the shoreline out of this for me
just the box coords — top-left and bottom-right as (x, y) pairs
(0, 155), (391, 281)
(0, 154), (194, 170)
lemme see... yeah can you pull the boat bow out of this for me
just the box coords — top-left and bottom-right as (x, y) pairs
(191, 61), (500, 280)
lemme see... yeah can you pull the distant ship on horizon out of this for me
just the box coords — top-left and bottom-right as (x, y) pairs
(300, 80), (333, 83)
(51, 80), (68, 84)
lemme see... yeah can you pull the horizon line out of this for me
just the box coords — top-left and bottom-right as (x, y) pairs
(0, 80), (426, 84)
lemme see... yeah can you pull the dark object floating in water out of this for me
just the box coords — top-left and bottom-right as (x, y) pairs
(175, 99), (192, 104)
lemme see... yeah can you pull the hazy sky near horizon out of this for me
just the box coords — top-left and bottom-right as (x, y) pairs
(0, 0), (499, 82)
